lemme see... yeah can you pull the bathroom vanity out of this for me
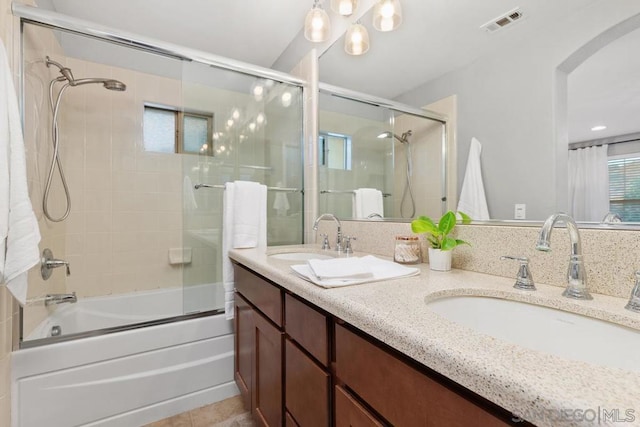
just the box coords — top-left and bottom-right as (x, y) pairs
(229, 246), (640, 427)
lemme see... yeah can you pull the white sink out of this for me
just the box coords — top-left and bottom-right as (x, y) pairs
(426, 296), (640, 372)
(269, 252), (334, 261)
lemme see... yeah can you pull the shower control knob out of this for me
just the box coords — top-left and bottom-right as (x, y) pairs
(41, 248), (71, 280)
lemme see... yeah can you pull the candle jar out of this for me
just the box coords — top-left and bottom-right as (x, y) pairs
(394, 236), (422, 264)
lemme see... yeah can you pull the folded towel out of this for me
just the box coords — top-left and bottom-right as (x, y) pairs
(183, 175), (198, 211)
(222, 181), (267, 319)
(457, 137), (490, 220)
(307, 257), (373, 280)
(352, 188), (384, 219)
(292, 255), (419, 288)
(0, 41), (41, 305)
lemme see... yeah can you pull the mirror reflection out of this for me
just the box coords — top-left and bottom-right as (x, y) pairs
(318, 90), (446, 220)
(319, 1), (640, 223)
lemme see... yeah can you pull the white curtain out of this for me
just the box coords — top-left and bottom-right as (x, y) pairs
(568, 144), (609, 221)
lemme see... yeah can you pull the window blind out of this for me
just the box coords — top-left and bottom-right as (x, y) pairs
(609, 156), (640, 221)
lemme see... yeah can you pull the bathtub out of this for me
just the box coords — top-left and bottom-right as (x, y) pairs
(12, 285), (238, 427)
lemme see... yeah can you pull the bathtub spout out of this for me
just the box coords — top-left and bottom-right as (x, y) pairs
(45, 292), (77, 306)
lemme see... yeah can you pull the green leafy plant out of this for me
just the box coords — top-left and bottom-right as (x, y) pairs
(411, 211), (472, 251)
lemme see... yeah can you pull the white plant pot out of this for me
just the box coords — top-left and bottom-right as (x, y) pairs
(428, 248), (452, 271)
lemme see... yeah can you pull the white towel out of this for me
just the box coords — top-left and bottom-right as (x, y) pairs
(307, 257), (373, 281)
(183, 175), (198, 211)
(222, 181), (267, 319)
(457, 138), (490, 220)
(0, 41), (41, 305)
(291, 255), (419, 288)
(352, 188), (384, 219)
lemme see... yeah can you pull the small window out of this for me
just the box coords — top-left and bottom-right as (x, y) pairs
(608, 154), (640, 221)
(143, 105), (214, 155)
(319, 132), (352, 170)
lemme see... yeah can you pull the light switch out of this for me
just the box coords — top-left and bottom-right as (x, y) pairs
(514, 204), (526, 220)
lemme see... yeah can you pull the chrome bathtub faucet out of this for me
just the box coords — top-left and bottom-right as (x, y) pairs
(536, 213), (592, 300)
(44, 292), (77, 306)
(625, 271), (640, 313)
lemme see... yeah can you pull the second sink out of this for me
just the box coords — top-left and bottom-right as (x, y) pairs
(426, 295), (640, 372)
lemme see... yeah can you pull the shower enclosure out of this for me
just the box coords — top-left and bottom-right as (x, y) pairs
(318, 87), (447, 220)
(19, 18), (304, 346)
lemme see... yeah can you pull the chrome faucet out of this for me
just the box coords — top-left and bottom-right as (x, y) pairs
(625, 271), (640, 313)
(44, 291), (77, 306)
(536, 213), (592, 300)
(313, 213), (342, 252)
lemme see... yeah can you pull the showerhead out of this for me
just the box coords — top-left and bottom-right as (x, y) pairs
(71, 78), (127, 91)
(377, 129), (412, 144)
(45, 56), (127, 92)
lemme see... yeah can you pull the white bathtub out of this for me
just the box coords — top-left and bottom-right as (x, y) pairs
(12, 286), (238, 427)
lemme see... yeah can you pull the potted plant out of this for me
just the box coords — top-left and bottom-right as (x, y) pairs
(411, 211), (471, 271)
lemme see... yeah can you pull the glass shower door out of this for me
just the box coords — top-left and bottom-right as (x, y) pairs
(180, 61), (304, 314)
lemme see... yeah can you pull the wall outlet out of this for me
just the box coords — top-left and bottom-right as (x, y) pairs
(514, 204), (526, 219)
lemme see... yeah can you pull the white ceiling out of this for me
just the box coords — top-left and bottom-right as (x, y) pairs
(34, 0), (639, 143)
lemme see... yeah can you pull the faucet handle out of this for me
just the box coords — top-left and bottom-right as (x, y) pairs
(625, 271), (640, 313)
(500, 256), (536, 291)
(343, 236), (356, 255)
(319, 233), (331, 250)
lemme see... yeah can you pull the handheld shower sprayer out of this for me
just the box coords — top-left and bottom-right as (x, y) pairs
(377, 129), (416, 218)
(43, 57), (127, 222)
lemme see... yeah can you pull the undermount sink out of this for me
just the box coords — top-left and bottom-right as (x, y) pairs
(268, 252), (334, 261)
(426, 295), (640, 372)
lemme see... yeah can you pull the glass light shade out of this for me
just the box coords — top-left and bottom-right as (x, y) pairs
(373, 0), (402, 32)
(344, 23), (370, 56)
(304, 4), (331, 42)
(331, 0), (357, 16)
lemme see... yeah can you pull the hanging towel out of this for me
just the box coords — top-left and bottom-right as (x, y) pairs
(352, 188), (384, 219)
(0, 41), (41, 305)
(272, 181), (290, 216)
(183, 175), (198, 211)
(457, 138), (490, 220)
(222, 181), (267, 319)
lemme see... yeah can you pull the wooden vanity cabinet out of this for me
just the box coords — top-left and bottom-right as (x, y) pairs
(233, 264), (284, 427)
(234, 262), (523, 427)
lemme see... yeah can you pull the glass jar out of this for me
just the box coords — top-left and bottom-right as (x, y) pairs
(394, 236), (422, 264)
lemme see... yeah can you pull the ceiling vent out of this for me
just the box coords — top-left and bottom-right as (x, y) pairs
(481, 8), (524, 33)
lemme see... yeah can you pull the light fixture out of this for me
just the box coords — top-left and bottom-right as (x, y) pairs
(281, 91), (292, 107)
(591, 125), (607, 131)
(344, 22), (370, 56)
(331, 0), (357, 16)
(304, 0), (331, 43)
(373, 0), (402, 32)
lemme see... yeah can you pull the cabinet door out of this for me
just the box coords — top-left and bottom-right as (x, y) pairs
(285, 339), (330, 427)
(335, 385), (384, 427)
(253, 310), (284, 427)
(335, 324), (511, 427)
(234, 293), (253, 412)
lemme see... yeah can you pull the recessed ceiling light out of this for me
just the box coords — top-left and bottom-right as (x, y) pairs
(591, 125), (607, 131)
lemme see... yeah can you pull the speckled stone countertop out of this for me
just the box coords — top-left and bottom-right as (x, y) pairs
(229, 245), (640, 427)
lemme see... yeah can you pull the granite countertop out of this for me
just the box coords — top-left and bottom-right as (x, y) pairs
(229, 245), (640, 427)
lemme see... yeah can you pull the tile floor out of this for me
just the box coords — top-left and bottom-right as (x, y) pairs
(144, 395), (254, 427)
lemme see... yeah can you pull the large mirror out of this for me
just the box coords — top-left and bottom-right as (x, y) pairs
(318, 0), (640, 223)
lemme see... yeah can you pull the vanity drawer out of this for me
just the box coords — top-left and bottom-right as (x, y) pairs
(234, 264), (283, 327)
(335, 323), (511, 427)
(285, 293), (329, 366)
